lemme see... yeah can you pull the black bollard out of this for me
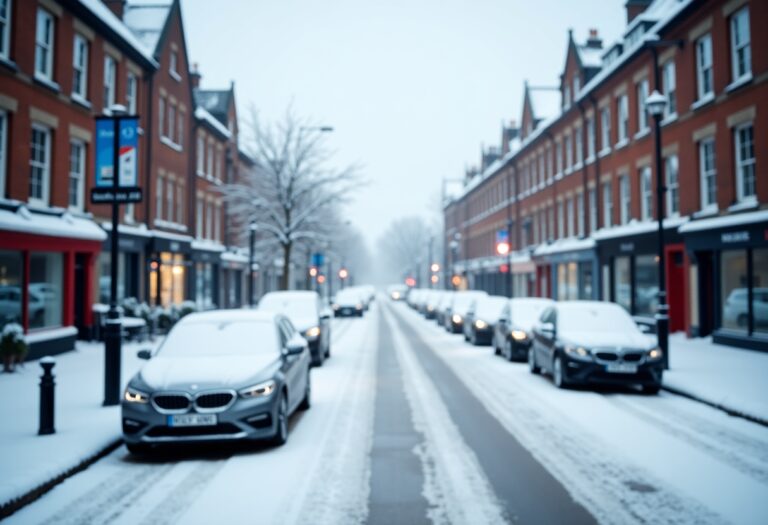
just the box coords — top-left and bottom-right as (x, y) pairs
(39, 357), (56, 435)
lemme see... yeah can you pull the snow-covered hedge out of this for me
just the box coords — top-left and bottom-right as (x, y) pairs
(1, 323), (28, 372)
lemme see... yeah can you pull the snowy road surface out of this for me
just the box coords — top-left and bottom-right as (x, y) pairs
(8, 300), (768, 525)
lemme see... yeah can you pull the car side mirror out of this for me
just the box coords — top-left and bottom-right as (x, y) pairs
(137, 349), (152, 360)
(285, 339), (306, 356)
(539, 322), (555, 338)
(320, 308), (332, 320)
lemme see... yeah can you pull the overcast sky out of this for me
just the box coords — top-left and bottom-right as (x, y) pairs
(182, 0), (626, 245)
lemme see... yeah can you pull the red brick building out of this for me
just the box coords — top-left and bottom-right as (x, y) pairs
(444, 0), (767, 351)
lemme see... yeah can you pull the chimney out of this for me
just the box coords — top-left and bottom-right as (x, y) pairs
(191, 63), (202, 89)
(481, 146), (500, 172)
(586, 28), (602, 49)
(501, 119), (520, 154)
(102, 0), (126, 19)
(625, 0), (652, 24)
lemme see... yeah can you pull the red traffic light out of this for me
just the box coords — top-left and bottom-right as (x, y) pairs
(405, 277), (416, 287)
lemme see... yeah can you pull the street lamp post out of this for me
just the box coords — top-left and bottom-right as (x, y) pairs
(646, 89), (669, 369)
(248, 221), (258, 307)
(507, 218), (514, 298)
(449, 232), (461, 290)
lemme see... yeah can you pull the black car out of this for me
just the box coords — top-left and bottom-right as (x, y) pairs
(529, 301), (663, 393)
(463, 295), (508, 345)
(493, 297), (554, 361)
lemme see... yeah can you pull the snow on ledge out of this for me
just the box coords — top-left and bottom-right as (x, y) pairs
(592, 215), (689, 241)
(191, 239), (226, 252)
(0, 205), (107, 242)
(195, 107), (231, 139)
(533, 237), (596, 257)
(679, 209), (768, 234)
(25, 326), (78, 344)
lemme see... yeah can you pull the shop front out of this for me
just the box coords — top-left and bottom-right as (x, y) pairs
(680, 210), (768, 352)
(98, 224), (149, 304)
(191, 241), (225, 311)
(533, 238), (598, 302)
(0, 204), (104, 358)
(148, 232), (192, 308)
(595, 220), (688, 332)
(221, 250), (249, 308)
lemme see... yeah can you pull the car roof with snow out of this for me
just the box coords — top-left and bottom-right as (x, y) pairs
(177, 309), (280, 325)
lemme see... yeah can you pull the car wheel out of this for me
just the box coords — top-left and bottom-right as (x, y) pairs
(528, 347), (540, 374)
(493, 337), (501, 355)
(299, 371), (311, 410)
(642, 383), (661, 395)
(126, 442), (150, 455)
(271, 392), (289, 446)
(553, 356), (568, 389)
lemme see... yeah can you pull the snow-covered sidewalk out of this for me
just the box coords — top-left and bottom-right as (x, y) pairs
(0, 338), (157, 511)
(664, 333), (768, 424)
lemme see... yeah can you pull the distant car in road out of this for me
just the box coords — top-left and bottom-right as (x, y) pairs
(387, 284), (408, 301)
(493, 297), (554, 361)
(121, 310), (312, 453)
(445, 290), (488, 333)
(332, 288), (365, 317)
(529, 301), (663, 393)
(258, 290), (331, 366)
(423, 291), (444, 320)
(463, 295), (508, 345)
(435, 291), (455, 326)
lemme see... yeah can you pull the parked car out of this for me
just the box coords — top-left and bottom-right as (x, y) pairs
(529, 301), (663, 393)
(435, 291), (455, 326)
(423, 291), (444, 320)
(332, 288), (365, 317)
(493, 297), (554, 361)
(387, 284), (408, 301)
(121, 310), (312, 453)
(258, 291), (331, 366)
(463, 295), (508, 345)
(445, 290), (487, 333)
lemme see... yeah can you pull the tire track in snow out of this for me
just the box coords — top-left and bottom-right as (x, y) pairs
(393, 304), (726, 525)
(382, 306), (508, 525)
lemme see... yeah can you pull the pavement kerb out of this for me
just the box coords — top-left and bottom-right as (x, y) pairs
(661, 384), (768, 428)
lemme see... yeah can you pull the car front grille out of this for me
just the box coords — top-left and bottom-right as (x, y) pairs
(593, 348), (646, 364)
(622, 352), (644, 363)
(595, 352), (618, 361)
(153, 394), (190, 411)
(146, 423), (242, 438)
(195, 392), (235, 409)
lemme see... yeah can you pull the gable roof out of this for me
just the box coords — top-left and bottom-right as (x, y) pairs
(194, 89), (232, 125)
(123, 0), (173, 54)
(527, 86), (561, 122)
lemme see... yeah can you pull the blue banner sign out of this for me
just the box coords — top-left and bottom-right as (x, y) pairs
(312, 253), (325, 267)
(94, 117), (139, 188)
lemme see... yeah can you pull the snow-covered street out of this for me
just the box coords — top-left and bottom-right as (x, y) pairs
(5, 299), (768, 525)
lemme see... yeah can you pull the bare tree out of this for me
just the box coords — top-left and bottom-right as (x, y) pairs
(378, 216), (431, 281)
(221, 108), (361, 290)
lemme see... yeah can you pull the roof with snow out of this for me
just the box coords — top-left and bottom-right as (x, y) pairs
(0, 201), (107, 242)
(576, 45), (603, 69)
(123, 1), (172, 53)
(195, 89), (232, 124)
(194, 106), (231, 139)
(528, 87), (561, 122)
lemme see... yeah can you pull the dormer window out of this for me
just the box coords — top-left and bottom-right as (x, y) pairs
(563, 85), (571, 110)
(573, 76), (580, 99)
(169, 49), (181, 81)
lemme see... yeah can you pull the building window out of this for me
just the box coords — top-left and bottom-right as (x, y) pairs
(207, 142), (214, 177)
(721, 249), (768, 335)
(663, 61), (677, 117)
(196, 134), (204, 174)
(29, 125), (51, 205)
(547, 206), (554, 240)
(214, 203), (221, 242)
(577, 194), (585, 237)
(206, 201), (213, 239)
(639, 166), (652, 221)
(575, 127), (583, 167)
(566, 198), (575, 237)
(126, 72), (137, 114)
(730, 7), (751, 82)
(602, 181), (613, 228)
(166, 178), (174, 220)
(0, 110), (6, 197)
(753, 249), (768, 335)
(177, 111), (184, 149)
(546, 145), (553, 181)
(614, 256), (631, 312)
(156, 175), (163, 220)
(617, 94), (629, 143)
(565, 133), (572, 171)
(103, 55), (116, 110)
(665, 155), (679, 217)
(538, 153), (545, 186)
(735, 123), (755, 202)
(0, 250), (22, 329)
(68, 140), (85, 210)
(557, 201), (564, 238)
(600, 107), (611, 152)
(696, 34), (714, 101)
(72, 34), (89, 100)
(176, 183), (184, 224)
(159, 97), (165, 137)
(169, 49), (180, 80)
(556, 140), (562, 175)
(588, 188), (597, 233)
(699, 138), (717, 210)
(563, 85), (571, 110)
(573, 76), (580, 99)
(28, 252), (63, 330)
(0, 0), (11, 60)
(35, 9), (54, 81)
(636, 79), (649, 133)
(586, 117), (595, 160)
(167, 104), (176, 143)
(196, 199), (203, 238)
(619, 174), (630, 225)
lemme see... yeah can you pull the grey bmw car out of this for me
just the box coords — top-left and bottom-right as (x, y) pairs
(122, 310), (312, 454)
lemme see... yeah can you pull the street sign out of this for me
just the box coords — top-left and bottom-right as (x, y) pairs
(118, 118), (139, 187)
(92, 116), (141, 204)
(90, 187), (143, 203)
(95, 119), (114, 188)
(312, 253), (325, 267)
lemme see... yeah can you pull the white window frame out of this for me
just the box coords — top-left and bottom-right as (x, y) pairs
(563, 85), (571, 110)
(72, 34), (89, 101)
(167, 104), (176, 143)
(555, 139), (562, 176)
(619, 174), (631, 225)
(564, 133), (573, 172)
(169, 49), (181, 81)
(177, 110), (184, 149)
(696, 34), (714, 101)
(735, 123), (755, 203)
(557, 201), (565, 239)
(29, 124), (51, 206)
(205, 201), (213, 239)
(662, 61), (677, 118)
(639, 166), (652, 221)
(206, 141), (214, 178)
(156, 175), (164, 221)
(126, 72), (137, 114)
(103, 55), (117, 110)
(68, 139), (85, 211)
(176, 183), (184, 224)
(600, 107), (611, 153)
(665, 154), (679, 217)
(577, 193), (585, 237)
(575, 126), (583, 167)
(699, 138), (717, 211)
(730, 7), (751, 83)
(0, 110), (6, 197)
(546, 144), (553, 182)
(214, 203), (221, 242)
(586, 117), (595, 161)
(566, 197), (574, 237)
(617, 94), (629, 144)
(35, 8), (55, 81)
(573, 76), (580, 99)
(588, 187), (597, 233)
(603, 181), (613, 228)
(636, 79), (649, 133)
(196, 134), (204, 175)
(0, 0), (11, 60)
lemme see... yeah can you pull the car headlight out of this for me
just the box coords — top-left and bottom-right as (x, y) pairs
(647, 347), (663, 361)
(452, 314), (463, 324)
(564, 345), (592, 361)
(305, 326), (321, 338)
(240, 379), (276, 398)
(510, 329), (528, 341)
(356, 304), (363, 310)
(124, 387), (149, 404)
(392, 292), (400, 300)
(427, 306), (434, 312)
(475, 319), (487, 329)
(332, 304), (340, 310)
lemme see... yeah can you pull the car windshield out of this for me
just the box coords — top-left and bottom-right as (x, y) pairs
(158, 320), (279, 357)
(453, 292), (486, 312)
(558, 304), (640, 335)
(475, 297), (507, 321)
(336, 290), (361, 302)
(259, 294), (317, 319)
(510, 299), (552, 328)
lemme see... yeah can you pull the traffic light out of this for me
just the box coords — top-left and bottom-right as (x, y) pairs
(317, 274), (326, 284)
(309, 267), (318, 277)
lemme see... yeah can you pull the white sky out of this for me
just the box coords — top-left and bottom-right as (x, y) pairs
(182, 0), (626, 244)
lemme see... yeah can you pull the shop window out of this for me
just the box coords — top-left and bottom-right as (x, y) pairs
(159, 253), (185, 307)
(721, 250), (748, 333)
(752, 249), (767, 335)
(28, 252), (62, 330)
(635, 255), (659, 317)
(579, 262), (593, 300)
(0, 250), (23, 330)
(614, 256), (631, 312)
(196, 262), (215, 310)
(734, 124), (755, 203)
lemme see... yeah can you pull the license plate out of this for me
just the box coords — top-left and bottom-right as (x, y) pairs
(606, 363), (638, 374)
(168, 414), (217, 427)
